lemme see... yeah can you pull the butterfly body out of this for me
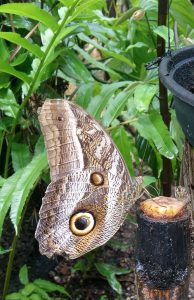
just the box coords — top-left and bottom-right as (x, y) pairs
(35, 99), (142, 259)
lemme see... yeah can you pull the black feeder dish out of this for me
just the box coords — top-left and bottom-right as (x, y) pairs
(159, 46), (194, 146)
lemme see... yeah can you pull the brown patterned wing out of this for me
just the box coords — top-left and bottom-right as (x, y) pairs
(35, 99), (143, 259)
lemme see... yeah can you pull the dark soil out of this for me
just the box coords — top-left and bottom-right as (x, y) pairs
(1, 189), (194, 300)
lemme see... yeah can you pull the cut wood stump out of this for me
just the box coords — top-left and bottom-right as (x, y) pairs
(135, 196), (191, 300)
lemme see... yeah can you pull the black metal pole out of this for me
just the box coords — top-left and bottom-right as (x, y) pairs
(157, 0), (172, 196)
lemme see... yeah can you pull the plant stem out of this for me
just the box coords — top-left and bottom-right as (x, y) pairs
(0, 131), (5, 158)
(107, 118), (138, 131)
(145, 12), (157, 49)
(3, 136), (11, 178)
(2, 233), (18, 300)
(157, 0), (171, 196)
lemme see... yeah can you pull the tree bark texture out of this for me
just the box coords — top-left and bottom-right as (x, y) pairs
(180, 141), (194, 215)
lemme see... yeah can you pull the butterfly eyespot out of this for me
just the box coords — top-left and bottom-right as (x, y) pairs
(90, 172), (104, 186)
(70, 212), (95, 236)
(57, 116), (64, 121)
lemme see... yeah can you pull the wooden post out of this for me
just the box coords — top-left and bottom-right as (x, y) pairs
(135, 197), (191, 300)
(180, 141), (194, 215)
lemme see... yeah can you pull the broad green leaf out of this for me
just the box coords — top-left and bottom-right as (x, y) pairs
(0, 3), (59, 32)
(95, 262), (130, 276)
(10, 153), (48, 233)
(102, 82), (139, 127)
(0, 117), (15, 131)
(95, 262), (129, 295)
(35, 135), (45, 156)
(153, 26), (174, 45)
(0, 32), (43, 59)
(137, 0), (157, 13)
(78, 33), (135, 68)
(0, 61), (31, 83)
(143, 175), (157, 186)
(87, 82), (130, 120)
(86, 23), (117, 46)
(134, 83), (157, 112)
(102, 90), (130, 127)
(107, 274), (122, 295)
(21, 283), (37, 296)
(0, 169), (23, 237)
(19, 265), (29, 285)
(0, 38), (9, 61)
(59, 48), (92, 83)
(34, 279), (70, 297)
(5, 292), (22, 300)
(0, 176), (5, 187)
(111, 127), (135, 175)
(135, 134), (162, 178)
(126, 42), (148, 51)
(116, 7), (141, 25)
(170, 0), (194, 34)
(11, 143), (32, 171)
(170, 110), (184, 158)
(76, 82), (100, 109)
(28, 286), (50, 300)
(29, 294), (42, 300)
(0, 72), (10, 89)
(68, 0), (105, 21)
(33, 50), (64, 90)
(108, 239), (129, 250)
(11, 53), (28, 67)
(72, 259), (86, 272)
(26, 48), (66, 92)
(2, 15), (34, 30)
(0, 89), (19, 118)
(74, 44), (120, 78)
(59, 0), (72, 5)
(133, 111), (178, 159)
(55, 25), (83, 46)
(99, 296), (108, 300)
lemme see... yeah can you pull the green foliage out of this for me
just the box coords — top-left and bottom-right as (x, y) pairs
(0, 89), (19, 118)
(111, 126), (139, 176)
(72, 252), (130, 295)
(11, 142), (32, 171)
(5, 265), (70, 300)
(95, 262), (130, 295)
(133, 110), (178, 159)
(0, 0), (193, 298)
(0, 153), (48, 237)
(0, 3), (59, 31)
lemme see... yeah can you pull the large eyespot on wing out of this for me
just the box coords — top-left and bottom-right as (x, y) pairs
(70, 211), (95, 236)
(35, 170), (133, 260)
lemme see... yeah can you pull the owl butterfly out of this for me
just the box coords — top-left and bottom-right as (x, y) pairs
(35, 99), (143, 259)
